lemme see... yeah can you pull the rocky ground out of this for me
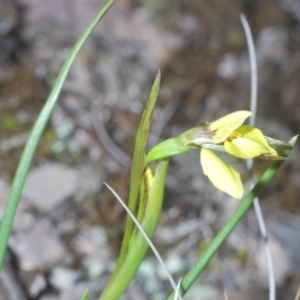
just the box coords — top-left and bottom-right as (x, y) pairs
(0, 0), (300, 299)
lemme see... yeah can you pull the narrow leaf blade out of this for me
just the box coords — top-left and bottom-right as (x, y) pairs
(112, 71), (161, 273)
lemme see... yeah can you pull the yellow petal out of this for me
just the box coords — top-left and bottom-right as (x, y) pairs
(209, 111), (252, 144)
(225, 125), (278, 159)
(200, 148), (243, 199)
(235, 125), (270, 148)
(225, 139), (267, 159)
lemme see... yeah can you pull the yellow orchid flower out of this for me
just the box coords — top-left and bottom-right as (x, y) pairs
(146, 110), (286, 200)
(198, 111), (280, 199)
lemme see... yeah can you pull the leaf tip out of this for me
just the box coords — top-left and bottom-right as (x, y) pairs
(155, 69), (161, 84)
(289, 134), (298, 146)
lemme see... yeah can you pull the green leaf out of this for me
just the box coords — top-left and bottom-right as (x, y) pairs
(0, 0), (115, 273)
(80, 290), (89, 300)
(113, 71), (161, 272)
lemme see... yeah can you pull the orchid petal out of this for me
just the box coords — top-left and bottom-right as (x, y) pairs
(235, 125), (273, 149)
(225, 139), (269, 159)
(200, 148), (243, 199)
(209, 111), (252, 144)
(225, 125), (278, 159)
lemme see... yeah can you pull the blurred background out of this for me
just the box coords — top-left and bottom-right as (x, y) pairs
(0, 0), (300, 299)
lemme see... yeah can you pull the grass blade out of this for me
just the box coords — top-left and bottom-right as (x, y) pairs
(0, 0), (115, 272)
(80, 290), (89, 300)
(115, 71), (161, 269)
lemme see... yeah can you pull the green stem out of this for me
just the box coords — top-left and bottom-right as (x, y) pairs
(99, 159), (169, 300)
(0, 0), (115, 273)
(167, 135), (297, 300)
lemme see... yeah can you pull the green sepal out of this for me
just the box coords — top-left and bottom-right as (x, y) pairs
(146, 123), (218, 164)
(265, 136), (290, 146)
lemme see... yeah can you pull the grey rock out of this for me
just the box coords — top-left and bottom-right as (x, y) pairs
(74, 227), (110, 277)
(59, 285), (87, 300)
(0, 250), (28, 300)
(22, 163), (78, 212)
(265, 209), (300, 264)
(50, 267), (79, 290)
(74, 164), (102, 202)
(29, 273), (47, 297)
(9, 219), (67, 270)
(254, 236), (291, 287)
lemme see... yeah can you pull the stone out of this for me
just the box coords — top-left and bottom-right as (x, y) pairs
(22, 163), (78, 212)
(0, 250), (28, 300)
(254, 236), (292, 287)
(74, 227), (110, 277)
(50, 267), (79, 290)
(29, 273), (47, 297)
(9, 219), (67, 270)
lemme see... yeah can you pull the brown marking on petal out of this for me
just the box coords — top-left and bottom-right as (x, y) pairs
(181, 122), (218, 147)
(199, 122), (216, 139)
